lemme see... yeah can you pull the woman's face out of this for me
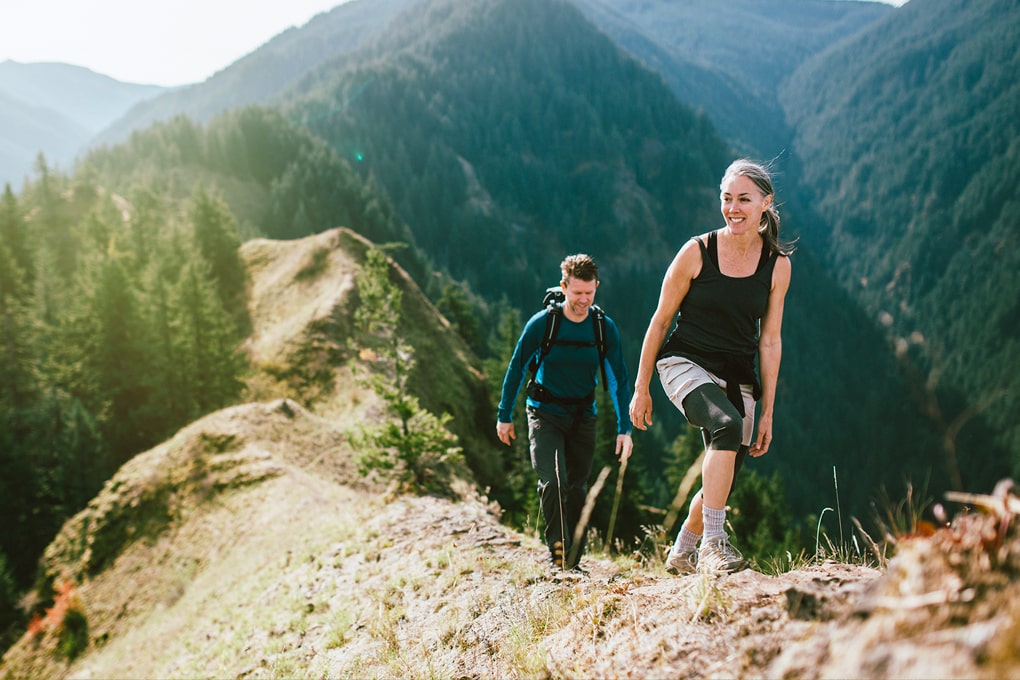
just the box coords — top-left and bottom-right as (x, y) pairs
(720, 174), (772, 235)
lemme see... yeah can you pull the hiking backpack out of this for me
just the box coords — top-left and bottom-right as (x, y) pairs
(529, 286), (609, 393)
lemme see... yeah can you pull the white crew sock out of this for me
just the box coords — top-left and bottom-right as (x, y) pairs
(702, 504), (726, 541)
(671, 525), (701, 556)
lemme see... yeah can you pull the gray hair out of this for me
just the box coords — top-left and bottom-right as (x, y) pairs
(721, 159), (796, 256)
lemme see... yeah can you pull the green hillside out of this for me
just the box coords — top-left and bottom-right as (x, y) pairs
(781, 0), (1020, 480)
(573, 0), (892, 157)
(290, 0), (725, 320)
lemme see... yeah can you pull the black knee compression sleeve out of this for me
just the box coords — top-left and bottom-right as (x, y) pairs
(682, 383), (744, 452)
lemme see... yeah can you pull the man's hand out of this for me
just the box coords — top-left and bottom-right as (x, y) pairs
(616, 433), (633, 462)
(496, 421), (515, 447)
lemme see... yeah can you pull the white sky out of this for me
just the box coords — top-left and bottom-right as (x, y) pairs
(1, 0), (908, 88)
(0, 0), (353, 87)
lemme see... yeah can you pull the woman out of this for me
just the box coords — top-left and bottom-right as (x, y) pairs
(629, 159), (793, 574)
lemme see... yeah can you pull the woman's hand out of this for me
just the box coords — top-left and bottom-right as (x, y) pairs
(629, 391), (653, 430)
(749, 414), (772, 457)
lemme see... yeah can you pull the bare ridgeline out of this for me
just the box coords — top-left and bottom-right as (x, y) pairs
(3, 230), (1020, 679)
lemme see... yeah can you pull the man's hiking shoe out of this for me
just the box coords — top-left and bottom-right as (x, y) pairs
(698, 535), (746, 574)
(665, 549), (698, 575)
(549, 540), (568, 570)
(549, 566), (586, 582)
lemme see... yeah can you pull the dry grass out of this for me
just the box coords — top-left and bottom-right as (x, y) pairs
(6, 403), (1020, 679)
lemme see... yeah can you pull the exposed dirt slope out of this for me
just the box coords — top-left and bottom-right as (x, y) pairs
(4, 411), (1019, 680)
(240, 227), (501, 486)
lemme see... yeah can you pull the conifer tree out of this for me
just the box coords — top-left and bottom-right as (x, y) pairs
(85, 249), (154, 462)
(0, 240), (36, 410)
(188, 189), (246, 329)
(352, 246), (466, 496)
(140, 238), (189, 430)
(0, 187), (32, 284)
(169, 256), (245, 420)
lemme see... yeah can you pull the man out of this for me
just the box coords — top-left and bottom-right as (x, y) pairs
(497, 254), (633, 571)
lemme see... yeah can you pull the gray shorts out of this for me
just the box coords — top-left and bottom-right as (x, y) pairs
(656, 356), (755, 446)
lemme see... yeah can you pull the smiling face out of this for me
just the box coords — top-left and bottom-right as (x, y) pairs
(720, 174), (772, 235)
(560, 275), (598, 321)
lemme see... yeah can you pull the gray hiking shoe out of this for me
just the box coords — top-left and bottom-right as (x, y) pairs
(698, 535), (746, 574)
(665, 549), (698, 575)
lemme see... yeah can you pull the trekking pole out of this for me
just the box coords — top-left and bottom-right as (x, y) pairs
(555, 449), (567, 569)
(569, 466), (611, 569)
(605, 454), (628, 550)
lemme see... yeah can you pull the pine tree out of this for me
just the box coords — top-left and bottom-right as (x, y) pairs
(87, 250), (154, 462)
(188, 189), (246, 330)
(351, 246), (466, 496)
(0, 186), (32, 284)
(169, 256), (245, 420)
(0, 240), (36, 410)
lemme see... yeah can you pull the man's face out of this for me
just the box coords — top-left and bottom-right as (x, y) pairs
(561, 276), (598, 318)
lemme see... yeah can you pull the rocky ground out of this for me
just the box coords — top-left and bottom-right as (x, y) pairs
(3, 397), (1019, 678)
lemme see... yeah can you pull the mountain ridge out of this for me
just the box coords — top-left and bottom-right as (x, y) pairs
(0, 61), (166, 187)
(780, 0), (1020, 463)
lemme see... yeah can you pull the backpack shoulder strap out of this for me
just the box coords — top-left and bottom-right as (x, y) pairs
(530, 303), (562, 376)
(530, 303), (608, 393)
(590, 305), (609, 392)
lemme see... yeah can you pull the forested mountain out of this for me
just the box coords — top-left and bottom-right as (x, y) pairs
(780, 0), (1020, 478)
(90, 0), (416, 148)
(0, 105), (433, 605)
(572, 0), (892, 157)
(0, 61), (165, 188)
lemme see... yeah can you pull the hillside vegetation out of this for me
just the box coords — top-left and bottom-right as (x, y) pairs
(573, 0), (891, 157)
(781, 0), (1020, 468)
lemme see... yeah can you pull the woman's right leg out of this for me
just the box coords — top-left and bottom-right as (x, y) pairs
(682, 443), (748, 535)
(679, 385), (749, 571)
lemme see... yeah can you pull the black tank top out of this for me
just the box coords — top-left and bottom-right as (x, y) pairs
(659, 231), (778, 414)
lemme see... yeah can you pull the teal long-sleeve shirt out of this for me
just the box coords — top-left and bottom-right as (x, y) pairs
(497, 307), (632, 436)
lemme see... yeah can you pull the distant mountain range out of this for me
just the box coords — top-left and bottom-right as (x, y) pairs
(0, 61), (165, 187)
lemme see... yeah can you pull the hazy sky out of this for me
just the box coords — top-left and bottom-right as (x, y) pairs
(2, 0), (908, 88)
(1, 0), (353, 87)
